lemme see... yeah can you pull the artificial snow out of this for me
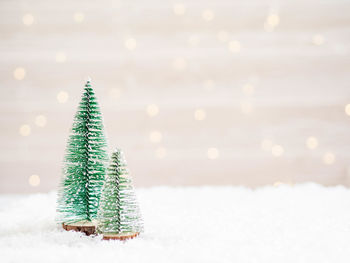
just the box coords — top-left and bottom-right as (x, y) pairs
(1, 184), (350, 263)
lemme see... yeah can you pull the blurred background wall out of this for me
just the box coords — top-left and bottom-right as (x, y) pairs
(1, 0), (350, 193)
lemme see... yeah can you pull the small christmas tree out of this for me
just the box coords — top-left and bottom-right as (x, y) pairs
(97, 148), (143, 240)
(57, 79), (108, 234)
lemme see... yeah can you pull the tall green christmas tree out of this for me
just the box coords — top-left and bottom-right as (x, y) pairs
(97, 148), (143, 240)
(57, 80), (108, 229)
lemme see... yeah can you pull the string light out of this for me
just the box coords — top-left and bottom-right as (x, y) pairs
(217, 30), (229, 42)
(228, 40), (241, 53)
(173, 57), (187, 70)
(155, 147), (167, 159)
(207, 148), (219, 159)
(146, 104), (159, 117)
(74, 12), (85, 23)
(306, 137), (318, 150)
(124, 38), (137, 50)
(22, 14), (34, 26)
(19, 124), (31, 136)
(173, 3), (186, 16)
(194, 109), (206, 121)
(55, 52), (67, 63)
(202, 9), (214, 21)
(242, 84), (255, 96)
(57, 91), (69, 103)
(344, 104), (350, 116)
(35, 115), (47, 127)
(149, 131), (162, 143)
(271, 145), (284, 157)
(323, 152), (335, 165)
(29, 174), (40, 187)
(13, 67), (26, 80)
(312, 34), (325, 45)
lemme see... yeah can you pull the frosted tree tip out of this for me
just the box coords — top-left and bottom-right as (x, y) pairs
(85, 77), (92, 87)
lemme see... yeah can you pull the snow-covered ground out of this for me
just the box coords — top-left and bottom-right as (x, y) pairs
(1, 185), (350, 262)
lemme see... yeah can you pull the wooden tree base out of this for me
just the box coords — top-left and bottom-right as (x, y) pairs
(62, 221), (96, 236)
(103, 232), (139, 241)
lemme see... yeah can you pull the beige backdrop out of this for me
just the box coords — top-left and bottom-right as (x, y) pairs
(1, 0), (350, 193)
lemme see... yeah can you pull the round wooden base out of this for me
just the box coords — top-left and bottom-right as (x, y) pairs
(102, 232), (139, 241)
(62, 221), (96, 236)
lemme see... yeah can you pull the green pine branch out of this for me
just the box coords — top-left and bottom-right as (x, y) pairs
(97, 149), (143, 234)
(57, 80), (108, 224)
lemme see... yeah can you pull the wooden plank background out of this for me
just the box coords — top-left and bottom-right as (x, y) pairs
(1, 0), (350, 193)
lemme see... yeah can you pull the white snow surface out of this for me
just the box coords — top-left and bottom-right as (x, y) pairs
(1, 184), (350, 263)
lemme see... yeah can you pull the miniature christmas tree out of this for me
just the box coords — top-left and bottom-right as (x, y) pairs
(57, 79), (108, 234)
(97, 148), (143, 240)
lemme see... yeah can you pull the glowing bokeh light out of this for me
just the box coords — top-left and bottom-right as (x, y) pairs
(57, 91), (69, 104)
(22, 14), (34, 26)
(150, 131), (163, 143)
(202, 9), (214, 21)
(13, 67), (26, 80)
(207, 148), (219, 159)
(125, 38), (137, 50)
(344, 104), (350, 116)
(267, 14), (280, 27)
(194, 109), (206, 121)
(242, 84), (255, 96)
(147, 104), (159, 117)
(323, 152), (335, 165)
(306, 137), (319, 150)
(19, 124), (31, 136)
(29, 174), (40, 187)
(35, 115), (47, 127)
(173, 3), (186, 16)
(271, 145), (284, 157)
(228, 40), (241, 53)
(74, 12), (85, 23)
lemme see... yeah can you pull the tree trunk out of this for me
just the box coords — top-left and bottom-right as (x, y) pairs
(102, 232), (139, 240)
(62, 223), (96, 236)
